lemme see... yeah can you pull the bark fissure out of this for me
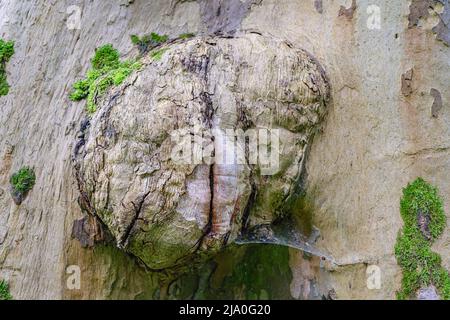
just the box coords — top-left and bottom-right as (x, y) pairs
(119, 189), (152, 248)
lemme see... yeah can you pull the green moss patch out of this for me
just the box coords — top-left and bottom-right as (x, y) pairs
(69, 44), (141, 113)
(0, 280), (12, 300)
(150, 48), (169, 61)
(395, 178), (450, 300)
(0, 39), (15, 96)
(71, 33), (198, 113)
(10, 166), (35, 194)
(191, 244), (292, 300)
(179, 33), (195, 40)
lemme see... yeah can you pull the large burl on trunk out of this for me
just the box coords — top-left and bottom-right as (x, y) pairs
(73, 34), (330, 271)
(2, 0), (448, 300)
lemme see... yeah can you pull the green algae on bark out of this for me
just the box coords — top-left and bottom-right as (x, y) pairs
(0, 280), (12, 300)
(0, 39), (14, 96)
(69, 44), (141, 113)
(172, 244), (293, 300)
(395, 178), (450, 300)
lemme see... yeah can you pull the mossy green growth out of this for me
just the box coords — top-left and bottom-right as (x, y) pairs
(0, 280), (12, 300)
(0, 39), (15, 96)
(192, 244), (292, 300)
(90, 44), (120, 70)
(395, 178), (450, 300)
(69, 44), (141, 113)
(150, 48), (168, 61)
(179, 33), (195, 39)
(149, 32), (169, 44)
(10, 166), (36, 194)
(130, 32), (168, 54)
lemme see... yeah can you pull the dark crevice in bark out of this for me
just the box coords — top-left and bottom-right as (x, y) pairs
(190, 47), (216, 251)
(238, 110), (256, 234)
(195, 135), (215, 250)
(206, 164), (215, 236)
(73, 118), (90, 159)
(240, 181), (256, 233)
(119, 189), (152, 248)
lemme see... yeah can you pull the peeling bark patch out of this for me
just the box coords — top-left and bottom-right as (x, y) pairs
(314, 0), (323, 14)
(338, 0), (356, 19)
(71, 215), (105, 248)
(408, 0), (450, 46)
(433, 0), (450, 45)
(408, 0), (435, 27)
(430, 88), (443, 117)
(401, 69), (414, 97)
(199, 0), (262, 35)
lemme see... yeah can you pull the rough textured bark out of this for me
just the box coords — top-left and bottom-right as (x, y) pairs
(74, 33), (329, 271)
(0, 0), (449, 300)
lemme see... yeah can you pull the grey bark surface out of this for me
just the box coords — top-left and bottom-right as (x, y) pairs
(0, 0), (448, 300)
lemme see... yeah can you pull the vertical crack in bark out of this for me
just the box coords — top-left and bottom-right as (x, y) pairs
(207, 163), (215, 235)
(240, 181), (256, 233)
(195, 163), (215, 252)
(239, 117), (257, 234)
(119, 189), (152, 248)
(192, 47), (215, 251)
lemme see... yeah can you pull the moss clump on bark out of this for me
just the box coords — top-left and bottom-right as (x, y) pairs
(395, 178), (450, 300)
(150, 48), (169, 61)
(0, 39), (15, 96)
(10, 166), (36, 205)
(69, 44), (141, 113)
(0, 280), (12, 300)
(10, 166), (35, 194)
(179, 33), (195, 40)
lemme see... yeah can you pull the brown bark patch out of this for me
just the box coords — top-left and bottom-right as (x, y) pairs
(314, 0), (323, 14)
(338, 0), (356, 19)
(430, 88), (443, 117)
(71, 215), (105, 248)
(401, 68), (414, 97)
